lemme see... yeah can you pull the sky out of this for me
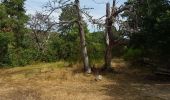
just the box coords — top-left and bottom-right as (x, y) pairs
(25, 0), (127, 31)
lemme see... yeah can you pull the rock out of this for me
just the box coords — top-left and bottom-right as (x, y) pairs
(86, 68), (92, 74)
(95, 75), (102, 81)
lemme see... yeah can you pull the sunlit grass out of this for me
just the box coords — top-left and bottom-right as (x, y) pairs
(0, 59), (169, 100)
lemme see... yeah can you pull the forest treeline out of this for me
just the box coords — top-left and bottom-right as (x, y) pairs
(0, 0), (170, 71)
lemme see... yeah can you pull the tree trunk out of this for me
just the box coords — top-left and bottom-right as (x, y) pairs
(75, 0), (91, 73)
(103, 2), (114, 72)
(104, 43), (113, 68)
(103, 0), (130, 72)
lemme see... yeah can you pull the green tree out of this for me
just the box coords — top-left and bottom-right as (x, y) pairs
(0, 0), (35, 67)
(57, 1), (91, 73)
(56, 5), (82, 61)
(124, 0), (170, 68)
(0, 3), (12, 66)
(1, 0), (28, 47)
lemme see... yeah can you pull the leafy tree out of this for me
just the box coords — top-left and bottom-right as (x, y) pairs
(58, 5), (77, 34)
(57, 1), (91, 73)
(0, 0), (33, 67)
(124, 0), (170, 68)
(0, 3), (11, 66)
(1, 0), (28, 47)
(0, 32), (12, 66)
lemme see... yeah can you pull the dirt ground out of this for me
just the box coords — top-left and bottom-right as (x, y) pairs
(0, 59), (170, 100)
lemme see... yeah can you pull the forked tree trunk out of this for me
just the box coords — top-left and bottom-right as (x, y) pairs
(103, 0), (129, 72)
(103, 2), (115, 72)
(75, 0), (91, 73)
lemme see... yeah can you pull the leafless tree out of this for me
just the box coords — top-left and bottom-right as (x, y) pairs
(27, 12), (57, 53)
(84, 0), (132, 72)
(103, 0), (131, 72)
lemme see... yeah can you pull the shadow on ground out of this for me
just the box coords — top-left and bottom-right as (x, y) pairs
(100, 58), (170, 100)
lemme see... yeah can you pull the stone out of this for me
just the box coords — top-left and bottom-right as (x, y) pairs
(95, 75), (102, 81)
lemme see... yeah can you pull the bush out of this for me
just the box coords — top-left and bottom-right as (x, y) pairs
(124, 48), (143, 62)
(9, 48), (38, 66)
(0, 32), (12, 67)
(49, 33), (81, 62)
(87, 32), (105, 61)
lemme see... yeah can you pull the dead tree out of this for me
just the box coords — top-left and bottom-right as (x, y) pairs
(103, 3), (113, 71)
(103, 0), (131, 72)
(74, 0), (91, 73)
(28, 12), (57, 53)
(79, 0), (131, 72)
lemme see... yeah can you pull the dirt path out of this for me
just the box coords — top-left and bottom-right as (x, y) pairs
(0, 59), (170, 100)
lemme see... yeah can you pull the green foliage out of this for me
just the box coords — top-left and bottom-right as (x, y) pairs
(58, 5), (77, 33)
(58, 4), (89, 34)
(9, 48), (38, 66)
(0, 32), (12, 66)
(87, 31), (105, 60)
(1, 0), (28, 47)
(0, 0), (32, 67)
(124, 48), (142, 61)
(49, 31), (81, 61)
(124, 0), (170, 68)
(0, 4), (8, 29)
(55, 4), (90, 62)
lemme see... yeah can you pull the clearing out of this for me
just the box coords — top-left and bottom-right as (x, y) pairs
(0, 59), (170, 100)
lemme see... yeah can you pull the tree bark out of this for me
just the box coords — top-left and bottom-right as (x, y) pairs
(75, 0), (91, 73)
(103, 2), (115, 72)
(104, 3), (112, 68)
(103, 0), (130, 72)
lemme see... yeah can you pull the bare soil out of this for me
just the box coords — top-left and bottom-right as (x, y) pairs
(0, 59), (170, 100)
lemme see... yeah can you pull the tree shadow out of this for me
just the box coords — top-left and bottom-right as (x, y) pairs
(100, 62), (170, 100)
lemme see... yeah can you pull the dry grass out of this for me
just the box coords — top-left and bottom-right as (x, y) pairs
(0, 59), (170, 100)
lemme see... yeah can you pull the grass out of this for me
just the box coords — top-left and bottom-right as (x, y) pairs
(0, 59), (170, 100)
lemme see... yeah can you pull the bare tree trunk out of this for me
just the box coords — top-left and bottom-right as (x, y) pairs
(75, 0), (91, 73)
(104, 44), (113, 69)
(103, 0), (130, 72)
(103, 2), (115, 72)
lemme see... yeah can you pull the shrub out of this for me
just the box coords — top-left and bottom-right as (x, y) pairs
(0, 32), (12, 67)
(124, 48), (143, 62)
(9, 48), (38, 66)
